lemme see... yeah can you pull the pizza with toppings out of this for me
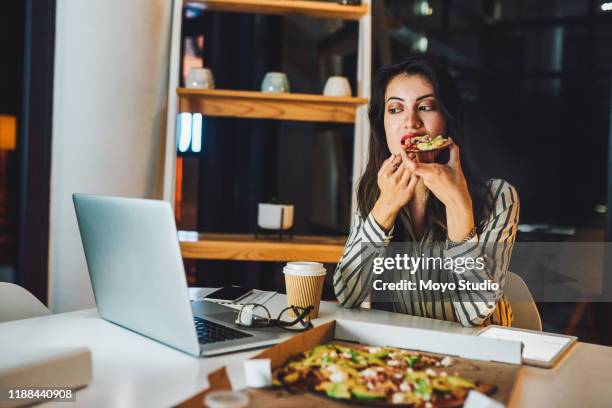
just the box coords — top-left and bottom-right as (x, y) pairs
(401, 134), (451, 164)
(402, 134), (451, 152)
(272, 343), (496, 407)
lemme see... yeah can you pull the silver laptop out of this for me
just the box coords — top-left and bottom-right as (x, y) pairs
(73, 193), (284, 357)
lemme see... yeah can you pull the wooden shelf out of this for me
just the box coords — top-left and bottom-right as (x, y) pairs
(191, 0), (368, 21)
(179, 231), (346, 263)
(178, 88), (368, 123)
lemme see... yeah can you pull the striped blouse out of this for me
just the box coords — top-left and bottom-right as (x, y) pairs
(333, 179), (519, 327)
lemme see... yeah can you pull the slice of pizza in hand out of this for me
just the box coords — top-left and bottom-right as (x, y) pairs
(401, 134), (452, 164)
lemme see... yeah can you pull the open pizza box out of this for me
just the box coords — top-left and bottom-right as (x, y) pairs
(180, 319), (523, 407)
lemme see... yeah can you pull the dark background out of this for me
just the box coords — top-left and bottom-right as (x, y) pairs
(0, 1), (25, 276)
(0, 0), (54, 303)
(180, 0), (612, 236)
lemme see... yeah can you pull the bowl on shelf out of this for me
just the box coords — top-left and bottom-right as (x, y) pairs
(261, 72), (290, 93)
(185, 68), (215, 89)
(323, 76), (351, 97)
(257, 203), (294, 230)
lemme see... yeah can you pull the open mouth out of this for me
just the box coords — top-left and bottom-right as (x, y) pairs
(400, 133), (424, 145)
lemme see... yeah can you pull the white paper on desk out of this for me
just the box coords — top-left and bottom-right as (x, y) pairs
(225, 359), (272, 391)
(464, 390), (505, 408)
(243, 359), (272, 388)
(225, 360), (247, 391)
(236, 289), (276, 305)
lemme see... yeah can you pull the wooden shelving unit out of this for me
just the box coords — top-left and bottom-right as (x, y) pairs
(177, 88), (368, 123)
(163, 0), (372, 262)
(179, 232), (346, 263)
(191, 0), (368, 20)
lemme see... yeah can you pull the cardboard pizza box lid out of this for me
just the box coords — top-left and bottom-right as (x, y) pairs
(180, 320), (523, 407)
(334, 319), (522, 365)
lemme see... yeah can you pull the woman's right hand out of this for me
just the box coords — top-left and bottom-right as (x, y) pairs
(371, 152), (420, 232)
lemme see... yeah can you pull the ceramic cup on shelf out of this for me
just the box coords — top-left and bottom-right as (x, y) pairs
(261, 72), (290, 93)
(186, 67), (215, 89)
(257, 203), (294, 230)
(323, 76), (352, 97)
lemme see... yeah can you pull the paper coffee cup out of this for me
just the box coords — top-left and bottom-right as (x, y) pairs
(283, 262), (326, 318)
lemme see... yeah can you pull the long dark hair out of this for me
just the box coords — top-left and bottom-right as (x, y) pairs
(357, 56), (493, 241)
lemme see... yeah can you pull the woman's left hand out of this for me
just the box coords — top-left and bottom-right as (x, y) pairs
(404, 139), (475, 241)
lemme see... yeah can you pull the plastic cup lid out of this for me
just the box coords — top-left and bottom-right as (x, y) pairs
(204, 390), (249, 408)
(283, 261), (326, 276)
(286, 261), (323, 269)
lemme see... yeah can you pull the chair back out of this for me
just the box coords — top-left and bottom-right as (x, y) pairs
(0, 282), (51, 323)
(505, 272), (542, 331)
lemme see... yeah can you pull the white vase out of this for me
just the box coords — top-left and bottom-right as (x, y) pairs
(257, 203), (294, 230)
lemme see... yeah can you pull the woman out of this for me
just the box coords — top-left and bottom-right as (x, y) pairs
(333, 57), (518, 327)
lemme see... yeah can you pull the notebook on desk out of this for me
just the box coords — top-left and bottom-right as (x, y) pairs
(478, 326), (577, 368)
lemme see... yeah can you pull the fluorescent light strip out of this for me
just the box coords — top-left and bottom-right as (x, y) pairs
(178, 113), (192, 153)
(602, 2), (612, 11)
(191, 114), (202, 153)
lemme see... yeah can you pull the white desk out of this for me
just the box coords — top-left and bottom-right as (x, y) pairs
(1, 295), (611, 407)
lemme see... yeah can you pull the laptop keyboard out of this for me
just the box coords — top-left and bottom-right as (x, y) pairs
(193, 316), (253, 345)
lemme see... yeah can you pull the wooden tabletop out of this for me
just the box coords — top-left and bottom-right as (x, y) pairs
(179, 231), (346, 263)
